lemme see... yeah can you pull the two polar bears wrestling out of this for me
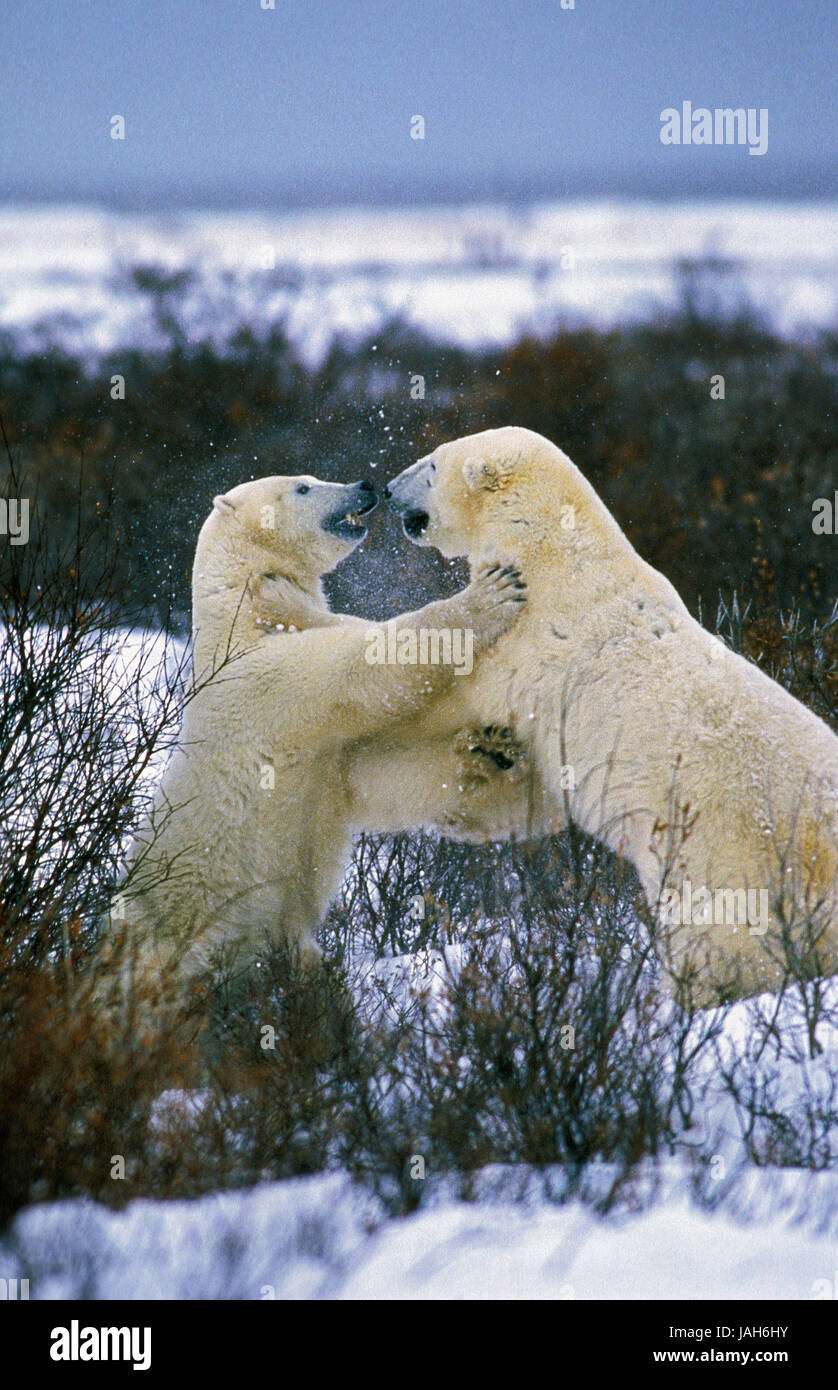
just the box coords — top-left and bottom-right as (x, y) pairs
(125, 426), (838, 1006)
(124, 471), (531, 993)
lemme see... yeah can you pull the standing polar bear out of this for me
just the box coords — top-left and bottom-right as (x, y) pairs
(121, 473), (527, 987)
(385, 425), (838, 1003)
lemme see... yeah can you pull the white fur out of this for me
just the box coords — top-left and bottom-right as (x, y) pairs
(385, 426), (838, 1003)
(121, 474), (526, 984)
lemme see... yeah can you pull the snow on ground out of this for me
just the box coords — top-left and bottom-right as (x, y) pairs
(3, 200), (836, 1299)
(0, 623), (188, 856)
(1, 199), (836, 363)
(2, 1168), (836, 1300)
(337, 1187), (838, 1301)
(2, 946), (835, 1300)
(0, 1174), (380, 1301)
(3, 622), (836, 1298)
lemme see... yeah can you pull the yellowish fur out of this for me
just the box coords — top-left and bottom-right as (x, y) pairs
(382, 426), (838, 1002)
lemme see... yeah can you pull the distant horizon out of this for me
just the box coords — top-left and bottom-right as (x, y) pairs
(2, 200), (834, 361)
(4, 164), (838, 215)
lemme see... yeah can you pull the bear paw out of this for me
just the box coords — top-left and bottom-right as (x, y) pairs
(468, 559), (527, 648)
(454, 724), (529, 785)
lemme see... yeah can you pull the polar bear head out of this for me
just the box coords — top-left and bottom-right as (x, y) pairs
(196, 473), (378, 593)
(191, 474), (378, 658)
(386, 426), (623, 564)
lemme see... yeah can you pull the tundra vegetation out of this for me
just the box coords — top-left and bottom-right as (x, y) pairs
(1, 268), (837, 1227)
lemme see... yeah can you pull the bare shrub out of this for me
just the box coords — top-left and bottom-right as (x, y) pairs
(324, 804), (837, 1214)
(714, 592), (838, 732)
(324, 831), (718, 1213)
(1, 404), (835, 1231)
(0, 431), (206, 1225)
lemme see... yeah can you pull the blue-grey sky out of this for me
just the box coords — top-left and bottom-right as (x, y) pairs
(2, 0), (836, 206)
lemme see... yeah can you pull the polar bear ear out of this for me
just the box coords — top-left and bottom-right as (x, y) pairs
(213, 493), (237, 515)
(462, 456), (498, 492)
(463, 455), (513, 492)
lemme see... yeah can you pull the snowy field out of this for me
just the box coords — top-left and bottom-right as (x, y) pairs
(3, 1164), (838, 1300)
(4, 201), (838, 1299)
(1, 199), (837, 363)
(3, 620), (838, 1299)
(2, 936), (836, 1300)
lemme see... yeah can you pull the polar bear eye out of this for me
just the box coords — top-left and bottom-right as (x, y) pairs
(263, 572), (278, 582)
(296, 484), (310, 494)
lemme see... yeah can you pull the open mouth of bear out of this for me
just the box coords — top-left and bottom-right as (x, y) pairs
(323, 494), (378, 540)
(403, 509), (430, 539)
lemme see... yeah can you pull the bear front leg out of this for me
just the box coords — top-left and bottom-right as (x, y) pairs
(418, 559), (527, 661)
(326, 560), (527, 738)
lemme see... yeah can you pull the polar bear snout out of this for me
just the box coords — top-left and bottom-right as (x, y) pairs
(388, 496), (430, 541)
(386, 459), (434, 540)
(322, 478), (378, 540)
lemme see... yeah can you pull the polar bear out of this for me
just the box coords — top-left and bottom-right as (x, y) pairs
(120, 473), (528, 990)
(384, 425), (838, 1004)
